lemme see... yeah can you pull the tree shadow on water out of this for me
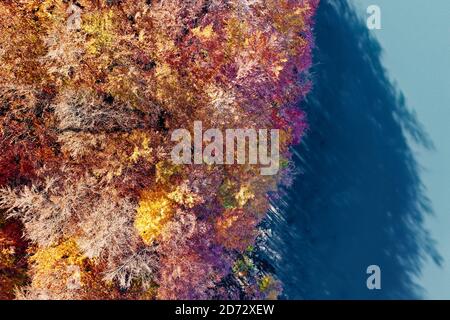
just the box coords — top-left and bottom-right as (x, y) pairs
(264, 0), (442, 299)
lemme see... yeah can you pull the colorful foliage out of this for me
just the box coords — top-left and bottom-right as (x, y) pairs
(0, 0), (317, 299)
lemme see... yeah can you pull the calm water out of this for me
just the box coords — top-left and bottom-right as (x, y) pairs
(265, 0), (443, 299)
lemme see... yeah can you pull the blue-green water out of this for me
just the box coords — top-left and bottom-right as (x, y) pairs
(267, 0), (449, 299)
(352, 0), (450, 299)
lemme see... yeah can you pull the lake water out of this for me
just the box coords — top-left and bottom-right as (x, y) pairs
(266, 0), (450, 299)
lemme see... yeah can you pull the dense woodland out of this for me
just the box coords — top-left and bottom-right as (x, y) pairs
(0, 0), (317, 299)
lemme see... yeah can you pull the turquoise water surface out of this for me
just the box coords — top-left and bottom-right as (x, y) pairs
(267, 0), (450, 299)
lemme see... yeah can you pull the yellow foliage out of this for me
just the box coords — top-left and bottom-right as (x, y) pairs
(27, 0), (66, 23)
(154, 33), (176, 55)
(218, 213), (239, 229)
(259, 275), (272, 291)
(0, 247), (15, 268)
(273, 58), (288, 78)
(82, 10), (115, 55)
(192, 24), (215, 39)
(155, 161), (181, 184)
(154, 63), (180, 103)
(268, 0), (307, 33)
(225, 18), (249, 56)
(130, 135), (152, 163)
(134, 192), (174, 245)
(167, 185), (202, 208)
(235, 185), (255, 208)
(30, 239), (86, 289)
(31, 240), (84, 272)
(259, 275), (280, 300)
